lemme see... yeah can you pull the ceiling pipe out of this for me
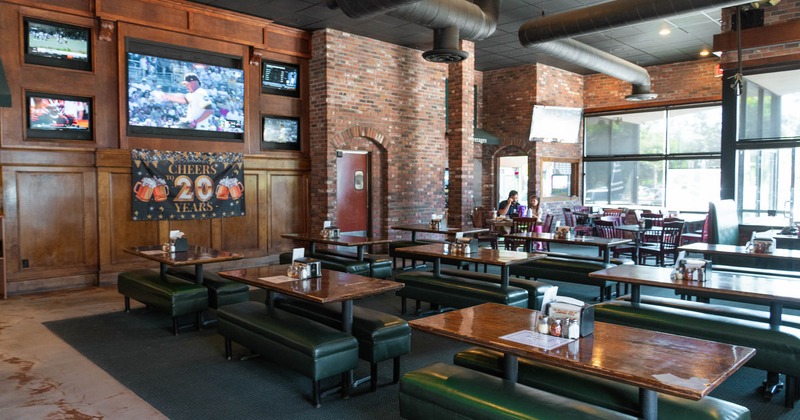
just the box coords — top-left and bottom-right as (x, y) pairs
(530, 39), (657, 101)
(519, 0), (752, 46)
(518, 0), (751, 101)
(327, 0), (500, 62)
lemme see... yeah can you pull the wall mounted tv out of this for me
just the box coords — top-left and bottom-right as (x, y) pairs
(126, 39), (245, 141)
(261, 115), (300, 150)
(24, 18), (92, 71)
(261, 60), (299, 97)
(529, 105), (583, 143)
(26, 91), (92, 141)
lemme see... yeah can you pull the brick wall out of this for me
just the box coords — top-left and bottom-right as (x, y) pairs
(718, 1), (800, 67)
(310, 29), (448, 238)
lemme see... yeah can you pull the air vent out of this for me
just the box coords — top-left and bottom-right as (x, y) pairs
(625, 93), (659, 101)
(423, 49), (469, 63)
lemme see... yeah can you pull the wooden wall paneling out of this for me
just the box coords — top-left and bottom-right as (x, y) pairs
(169, 219), (213, 249)
(9, 166), (98, 282)
(268, 172), (308, 250)
(107, 171), (160, 265)
(265, 25), (312, 58)
(97, 0), (268, 48)
(220, 171), (261, 253)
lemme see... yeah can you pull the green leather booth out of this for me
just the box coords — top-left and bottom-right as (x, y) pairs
(393, 271), (528, 314)
(165, 267), (250, 309)
(279, 251), (371, 277)
(438, 267), (554, 310)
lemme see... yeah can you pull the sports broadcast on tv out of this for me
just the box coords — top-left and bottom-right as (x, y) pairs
(28, 95), (90, 132)
(127, 51), (245, 134)
(26, 19), (90, 65)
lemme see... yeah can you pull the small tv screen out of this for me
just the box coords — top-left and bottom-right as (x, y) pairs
(262, 115), (300, 150)
(26, 92), (92, 140)
(261, 60), (299, 97)
(126, 39), (245, 141)
(24, 18), (91, 71)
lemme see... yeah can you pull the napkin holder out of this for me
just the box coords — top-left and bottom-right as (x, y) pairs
(173, 237), (189, 252)
(546, 296), (594, 337)
(676, 258), (712, 281)
(320, 227), (340, 239)
(295, 257), (321, 278)
(554, 226), (572, 240)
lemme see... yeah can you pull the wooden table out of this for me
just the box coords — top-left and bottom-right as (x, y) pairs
(502, 232), (631, 265)
(391, 224), (488, 242)
(679, 242), (800, 262)
(395, 243), (544, 288)
(409, 303), (755, 420)
(217, 265), (403, 334)
(281, 233), (393, 261)
(589, 264), (800, 328)
(124, 245), (243, 284)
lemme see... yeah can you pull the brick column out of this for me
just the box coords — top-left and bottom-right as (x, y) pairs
(446, 40), (475, 228)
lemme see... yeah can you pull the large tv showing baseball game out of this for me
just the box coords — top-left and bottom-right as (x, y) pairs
(126, 39), (245, 141)
(24, 18), (92, 71)
(26, 91), (92, 141)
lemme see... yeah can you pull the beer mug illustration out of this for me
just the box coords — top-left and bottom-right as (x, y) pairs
(133, 177), (157, 202)
(153, 179), (169, 202)
(215, 184), (230, 200)
(229, 181), (244, 200)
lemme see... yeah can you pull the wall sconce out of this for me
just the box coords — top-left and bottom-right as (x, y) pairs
(98, 18), (115, 42)
(249, 47), (262, 66)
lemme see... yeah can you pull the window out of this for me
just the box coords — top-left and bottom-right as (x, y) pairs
(735, 68), (800, 224)
(541, 159), (578, 198)
(584, 104), (721, 211)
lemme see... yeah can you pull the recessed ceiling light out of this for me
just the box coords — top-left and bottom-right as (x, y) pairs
(700, 49), (710, 56)
(659, 28), (671, 36)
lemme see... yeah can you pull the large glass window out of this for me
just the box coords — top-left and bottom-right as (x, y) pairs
(736, 68), (800, 224)
(584, 104), (721, 210)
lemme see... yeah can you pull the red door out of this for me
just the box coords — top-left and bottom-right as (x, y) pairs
(336, 151), (369, 235)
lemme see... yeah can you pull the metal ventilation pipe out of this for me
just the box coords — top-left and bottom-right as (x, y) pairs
(519, 0), (751, 46)
(518, 0), (751, 100)
(529, 39), (658, 101)
(327, 0), (499, 62)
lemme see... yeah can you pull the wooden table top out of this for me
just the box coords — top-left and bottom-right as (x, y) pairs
(218, 265), (403, 304)
(391, 224), (488, 235)
(409, 303), (755, 401)
(281, 233), (394, 247)
(679, 242), (800, 261)
(589, 264), (800, 307)
(503, 232), (631, 248)
(124, 245), (243, 267)
(396, 243), (545, 266)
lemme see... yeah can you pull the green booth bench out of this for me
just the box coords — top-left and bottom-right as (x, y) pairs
(117, 269), (209, 335)
(393, 271), (528, 314)
(273, 296), (411, 391)
(399, 362), (636, 419)
(216, 301), (359, 407)
(453, 347), (751, 420)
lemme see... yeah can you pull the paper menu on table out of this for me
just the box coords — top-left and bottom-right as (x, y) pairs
(258, 275), (297, 284)
(500, 330), (573, 351)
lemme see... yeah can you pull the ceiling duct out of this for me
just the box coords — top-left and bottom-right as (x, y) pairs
(327, 0), (499, 63)
(518, 0), (751, 101)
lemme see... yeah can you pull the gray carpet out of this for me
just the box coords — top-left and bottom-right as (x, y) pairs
(44, 256), (798, 419)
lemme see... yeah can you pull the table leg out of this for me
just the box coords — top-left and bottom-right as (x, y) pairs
(602, 247), (611, 265)
(411, 232), (417, 242)
(356, 246), (364, 261)
(266, 290), (275, 311)
(500, 266), (510, 289)
(310, 241), (317, 255)
(639, 388), (658, 420)
(631, 284), (641, 305)
(770, 302), (783, 328)
(194, 264), (204, 285)
(503, 353), (519, 383)
(160, 263), (167, 277)
(341, 300), (353, 334)
(433, 258), (441, 277)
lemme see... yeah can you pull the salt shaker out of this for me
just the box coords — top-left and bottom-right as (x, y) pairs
(536, 315), (550, 334)
(566, 318), (580, 339)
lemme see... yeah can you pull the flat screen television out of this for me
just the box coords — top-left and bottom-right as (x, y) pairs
(261, 60), (299, 97)
(261, 115), (300, 150)
(24, 18), (92, 71)
(126, 39), (245, 141)
(529, 105), (583, 143)
(26, 91), (92, 140)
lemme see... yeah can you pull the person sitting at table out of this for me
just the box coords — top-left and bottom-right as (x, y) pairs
(498, 190), (520, 217)
(526, 195), (542, 219)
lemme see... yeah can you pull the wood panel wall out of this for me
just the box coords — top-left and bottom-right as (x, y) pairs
(0, 0), (312, 295)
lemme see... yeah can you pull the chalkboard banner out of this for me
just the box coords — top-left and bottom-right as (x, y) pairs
(131, 149), (245, 220)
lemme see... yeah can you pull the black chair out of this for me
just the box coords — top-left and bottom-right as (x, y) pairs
(639, 221), (684, 266)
